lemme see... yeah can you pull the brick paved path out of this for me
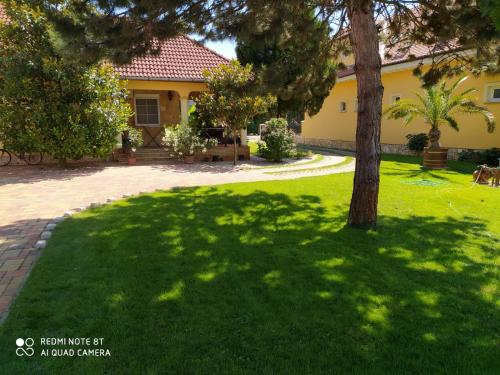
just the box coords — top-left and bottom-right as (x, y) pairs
(0, 156), (354, 322)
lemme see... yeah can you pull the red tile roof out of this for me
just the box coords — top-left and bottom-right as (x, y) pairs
(338, 41), (461, 78)
(114, 36), (230, 82)
(0, 4), (8, 23)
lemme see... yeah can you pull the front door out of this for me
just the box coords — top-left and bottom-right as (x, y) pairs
(139, 126), (164, 147)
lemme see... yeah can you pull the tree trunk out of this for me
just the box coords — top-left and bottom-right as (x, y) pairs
(347, 0), (384, 228)
(233, 129), (237, 166)
(428, 127), (441, 149)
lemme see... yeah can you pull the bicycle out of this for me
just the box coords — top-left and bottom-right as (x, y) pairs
(0, 148), (43, 166)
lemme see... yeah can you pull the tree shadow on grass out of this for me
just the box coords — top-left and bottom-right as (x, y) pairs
(0, 187), (498, 374)
(381, 154), (477, 181)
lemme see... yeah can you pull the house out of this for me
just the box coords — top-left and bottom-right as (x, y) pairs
(300, 43), (500, 158)
(115, 36), (228, 147)
(114, 37), (245, 155)
(0, 3), (250, 161)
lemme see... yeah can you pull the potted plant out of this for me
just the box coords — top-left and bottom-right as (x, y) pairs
(122, 127), (143, 165)
(162, 124), (217, 164)
(384, 76), (495, 169)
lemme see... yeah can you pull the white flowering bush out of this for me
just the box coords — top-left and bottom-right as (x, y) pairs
(258, 118), (296, 162)
(162, 124), (217, 158)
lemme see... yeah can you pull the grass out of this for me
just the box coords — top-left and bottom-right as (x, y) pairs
(248, 140), (259, 155)
(297, 143), (355, 156)
(264, 156), (354, 175)
(244, 154), (325, 170)
(0, 155), (499, 374)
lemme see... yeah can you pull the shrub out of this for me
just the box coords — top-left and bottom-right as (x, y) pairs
(258, 118), (296, 162)
(163, 124), (217, 158)
(405, 133), (429, 152)
(458, 148), (500, 166)
(0, 6), (132, 166)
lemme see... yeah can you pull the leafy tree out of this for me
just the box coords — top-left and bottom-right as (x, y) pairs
(0, 4), (132, 166)
(384, 76), (495, 149)
(31, 0), (500, 226)
(196, 61), (275, 165)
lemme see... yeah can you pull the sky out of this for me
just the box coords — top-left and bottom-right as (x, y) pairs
(203, 39), (237, 59)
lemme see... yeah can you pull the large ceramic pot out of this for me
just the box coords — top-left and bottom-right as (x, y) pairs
(423, 147), (448, 169)
(183, 155), (195, 164)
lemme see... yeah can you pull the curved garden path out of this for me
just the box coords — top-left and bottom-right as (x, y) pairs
(0, 154), (354, 321)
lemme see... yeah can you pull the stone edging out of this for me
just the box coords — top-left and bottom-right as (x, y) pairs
(0, 192), (141, 324)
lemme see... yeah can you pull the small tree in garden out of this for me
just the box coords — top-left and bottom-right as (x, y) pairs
(258, 118), (296, 162)
(0, 5), (132, 166)
(196, 61), (276, 165)
(384, 77), (495, 149)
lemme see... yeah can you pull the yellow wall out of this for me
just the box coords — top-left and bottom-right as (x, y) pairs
(125, 80), (207, 99)
(302, 69), (500, 149)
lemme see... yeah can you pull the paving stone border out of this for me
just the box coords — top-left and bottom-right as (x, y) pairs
(0, 192), (137, 324)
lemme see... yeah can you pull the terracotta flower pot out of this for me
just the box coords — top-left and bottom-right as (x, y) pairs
(183, 155), (195, 164)
(127, 157), (137, 165)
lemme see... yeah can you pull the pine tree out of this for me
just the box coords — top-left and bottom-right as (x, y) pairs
(235, 4), (340, 117)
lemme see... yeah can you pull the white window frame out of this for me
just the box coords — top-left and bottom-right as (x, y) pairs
(134, 94), (161, 126)
(391, 94), (402, 103)
(339, 101), (347, 113)
(484, 83), (500, 103)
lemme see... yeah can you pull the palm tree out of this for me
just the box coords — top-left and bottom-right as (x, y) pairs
(384, 76), (495, 149)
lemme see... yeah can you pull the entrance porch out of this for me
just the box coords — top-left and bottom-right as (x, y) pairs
(124, 80), (248, 159)
(129, 89), (200, 147)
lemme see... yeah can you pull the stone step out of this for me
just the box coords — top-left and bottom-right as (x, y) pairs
(134, 147), (167, 153)
(133, 152), (171, 157)
(117, 153), (173, 163)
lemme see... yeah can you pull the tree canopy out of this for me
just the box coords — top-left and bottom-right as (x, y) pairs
(0, 4), (132, 165)
(235, 3), (340, 116)
(27, 1), (499, 81)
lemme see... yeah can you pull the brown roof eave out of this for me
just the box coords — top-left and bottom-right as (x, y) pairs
(338, 47), (472, 79)
(120, 75), (207, 83)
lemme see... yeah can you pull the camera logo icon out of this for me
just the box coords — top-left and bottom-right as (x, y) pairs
(16, 338), (34, 356)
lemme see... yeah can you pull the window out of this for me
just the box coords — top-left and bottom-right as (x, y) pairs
(391, 95), (401, 103)
(485, 83), (500, 103)
(135, 95), (160, 126)
(339, 101), (347, 112)
(494, 89), (500, 100)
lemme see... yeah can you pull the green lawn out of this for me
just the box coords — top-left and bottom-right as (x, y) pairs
(1, 156), (499, 374)
(248, 140), (259, 155)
